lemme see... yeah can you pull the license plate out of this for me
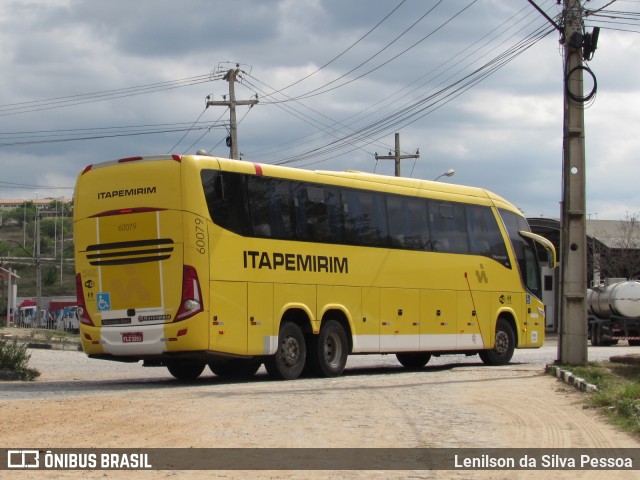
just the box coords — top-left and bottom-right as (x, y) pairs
(122, 332), (143, 343)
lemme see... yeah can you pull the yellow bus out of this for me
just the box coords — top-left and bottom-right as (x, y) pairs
(73, 154), (556, 380)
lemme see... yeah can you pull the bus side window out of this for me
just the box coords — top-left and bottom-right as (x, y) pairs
(300, 185), (343, 243)
(201, 170), (250, 236)
(387, 196), (406, 247)
(343, 190), (389, 247)
(387, 196), (428, 250)
(466, 205), (509, 265)
(247, 177), (294, 239)
(405, 197), (430, 250)
(427, 202), (469, 254)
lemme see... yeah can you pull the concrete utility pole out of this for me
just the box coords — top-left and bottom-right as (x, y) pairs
(35, 209), (42, 327)
(0, 266), (19, 327)
(375, 133), (420, 177)
(558, 0), (589, 365)
(206, 66), (258, 160)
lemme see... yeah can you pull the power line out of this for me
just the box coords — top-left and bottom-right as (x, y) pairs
(272, 23), (554, 167)
(259, 0), (408, 100)
(167, 107), (209, 153)
(0, 73), (216, 117)
(249, 4), (554, 167)
(0, 180), (73, 190)
(0, 122), (227, 148)
(264, 1), (447, 104)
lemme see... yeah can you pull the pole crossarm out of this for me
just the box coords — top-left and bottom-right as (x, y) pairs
(374, 133), (419, 177)
(526, 0), (563, 33)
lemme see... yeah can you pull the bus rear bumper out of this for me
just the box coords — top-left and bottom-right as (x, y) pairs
(81, 324), (167, 356)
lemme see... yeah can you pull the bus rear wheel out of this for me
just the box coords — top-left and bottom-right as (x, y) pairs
(166, 361), (205, 380)
(396, 352), (431, 370)
(209, 359), (262, 378)
(479, 318), (515, 366)
(307, 320), (348, 377)
(265, 322), (306, 380)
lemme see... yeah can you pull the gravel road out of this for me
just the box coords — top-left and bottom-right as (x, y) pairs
(2, 339), (640, 480)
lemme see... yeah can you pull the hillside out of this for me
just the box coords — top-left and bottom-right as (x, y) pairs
(0, 222), (76, 304)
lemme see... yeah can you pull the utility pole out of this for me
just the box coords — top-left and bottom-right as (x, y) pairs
(558, 0), (589, 365)
(0, 266), (19, 327)
(527, 0), (598, 365)
(374, 133), (419, 177)
(206, 65), (258, 160)
(35, 208), (42, 328)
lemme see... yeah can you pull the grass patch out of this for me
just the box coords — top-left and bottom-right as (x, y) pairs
(557, 361), (640, 436)
(0, 337), (41, 381)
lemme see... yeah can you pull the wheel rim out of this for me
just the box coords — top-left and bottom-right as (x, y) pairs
(495, 330), (509, 355)
(282, 336), (300, 367)
(324, 331), (343, 367)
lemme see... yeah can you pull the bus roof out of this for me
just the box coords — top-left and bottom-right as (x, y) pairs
(78, 154), (521, 216)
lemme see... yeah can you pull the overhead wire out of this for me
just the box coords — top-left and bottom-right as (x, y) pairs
(182, 107), (230, 154)
(0, 121), (227, 148)
(240, 0), (494, 162)
(0, 180), (73, 190)
(259, 0), (408, 100)
(168, 107), (209, 153)
(261, 0), (477, 104)
(245, 1), (549, 165)
(249, 2), (556, 167)
(265, 0), (447, 103)
(275, 21), (555, 167)
(0, 73), (217, 117)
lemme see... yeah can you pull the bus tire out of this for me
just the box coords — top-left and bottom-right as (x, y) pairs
(209, 359), (262, 378)
(265, 321), (306, 380)
(307, 320), (348, 377)
(396, 352), (431, 370)
(479, 318), (515, 366)
(166, 361), (205, 380)
(629, 339), (640, 346)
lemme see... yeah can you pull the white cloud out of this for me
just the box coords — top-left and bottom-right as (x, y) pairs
(0, 0), (638, 220)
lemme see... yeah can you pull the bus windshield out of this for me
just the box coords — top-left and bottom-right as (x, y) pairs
(498, 208), (542, 299)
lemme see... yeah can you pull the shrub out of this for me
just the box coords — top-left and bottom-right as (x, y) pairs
(0, 338), (40, 381)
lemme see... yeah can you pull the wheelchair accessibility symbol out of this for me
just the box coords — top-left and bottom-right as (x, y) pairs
(97, 292), (111, 311)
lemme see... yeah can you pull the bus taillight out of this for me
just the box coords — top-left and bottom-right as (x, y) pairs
(175, 265), (203, 321)
(75, 273), (95, 326)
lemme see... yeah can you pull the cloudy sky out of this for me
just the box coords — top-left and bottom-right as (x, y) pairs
(1, 0), (638, 220)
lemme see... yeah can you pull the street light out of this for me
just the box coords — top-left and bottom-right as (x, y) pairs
(433, 168), (455, 181)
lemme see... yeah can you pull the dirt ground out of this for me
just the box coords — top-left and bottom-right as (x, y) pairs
(1, 331), (640, 479)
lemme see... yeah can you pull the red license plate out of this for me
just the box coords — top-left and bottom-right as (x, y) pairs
(122, 332), (143, 343)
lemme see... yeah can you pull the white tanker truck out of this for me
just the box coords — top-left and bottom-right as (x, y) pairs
(587, 279), (640, 346)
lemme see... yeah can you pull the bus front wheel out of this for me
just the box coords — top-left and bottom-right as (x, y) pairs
(479, 318), (515, 366)
(265, 322), (306, 380)
(166, 361), (205, 380)
(307, 320), (348, 377)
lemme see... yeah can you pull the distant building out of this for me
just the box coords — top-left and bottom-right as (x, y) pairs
(528, 217), (640, 332)
(0, 198), (71, 220)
